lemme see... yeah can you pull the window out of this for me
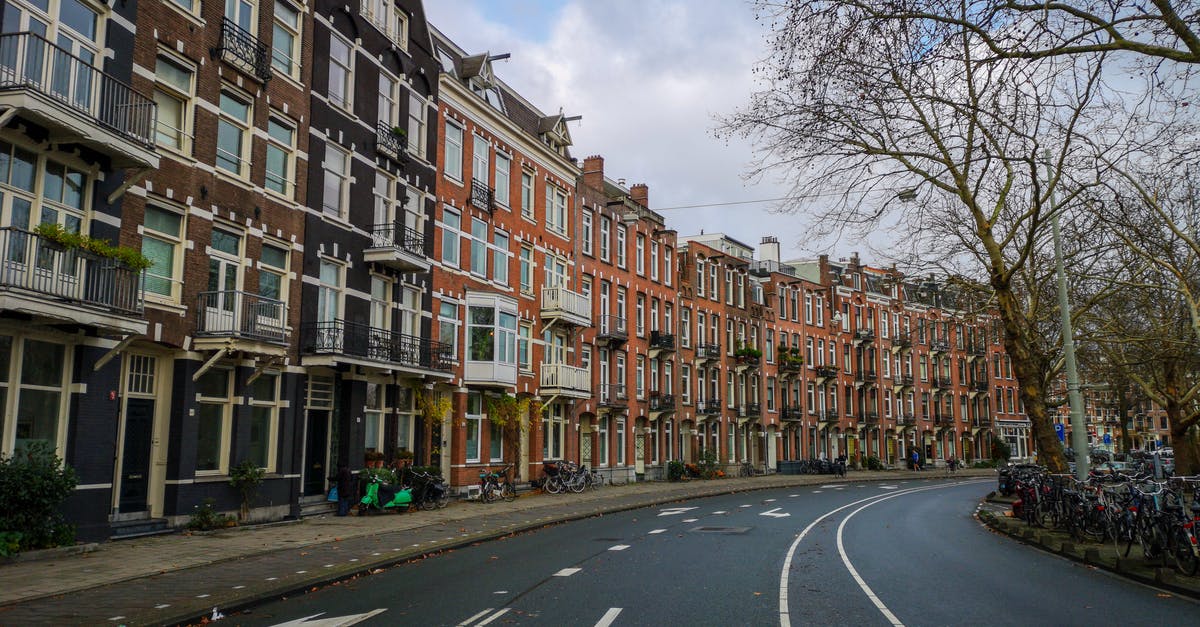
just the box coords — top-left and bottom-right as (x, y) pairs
(259, 243), (289, 309)
(664, 246), (673, 286)
(141, 206), (183, 300)
(195, 368), (232, 474)
(650, 240), (659, 281)
(247, 373), (280, 470)
(581, 212), (593, 256)
(472, 134), (489, 184)
(521, 171), (534, 219)
(616, 225), (627, 268)
(636, 355), (645, 398)
(518, 322), (533, 371)
(682, 364), (692, 403)
(597, 416), (609, 466)
(153, 54), (194, 153)
(445, 123), (464, 181)
(378, 72), (399, 128)
(470, 217), (487, 277)
(681, 308), (691, 346)
(216, 90), (251, 177)
(0, 337), (70, 456)
(493, 231), (509, 285)
(617, 417), (626, 466)
(543, 403), (565, 460)
(441, 209), (461, 266)
(636, 294), (645, 336)
(271, 1), (301, 80)
(709, 264), (718, 299)
(544, 255), (567, 289)
(439, 302), (459, 356)
(599, 216), (611, 261)
(635, 234), (645, 275)
(328, 33), (353, 110)
(546, 184), (567, 235)
(466, 392), (482, 462)
(407, 91), (428, 159)
(495, 153), (511, 207)
(519, 245), (534, 294)
(468, 303), (517, 365)
(725, 269), (733, 305)
(364, 381), (385, 453)
(322, 143), (350, 217)
(264, 116), (296, 197)
(362, 0), (408, 45)
(696, 259), (705, 293)
(317, 260), (343, 323)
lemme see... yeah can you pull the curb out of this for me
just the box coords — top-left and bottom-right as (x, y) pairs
(976, 505), (1200, 601)
(0, 542), (99, 565)
(159, 471), (989, 625)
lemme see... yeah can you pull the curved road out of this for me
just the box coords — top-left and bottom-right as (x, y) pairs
(239, 478), (1198, 626)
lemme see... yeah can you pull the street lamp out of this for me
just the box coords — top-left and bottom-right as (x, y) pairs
(1046, 151), (1088, 481)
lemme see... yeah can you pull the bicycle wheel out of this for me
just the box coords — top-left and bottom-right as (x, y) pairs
(501, 481), (516, 502)
(436, 489), (449, 509)
(481, 482), (496, 503)
(1173, 527), (1199, 575)
(569, 474), (586, 493)
(1123, 514), (1141, 557)
(544, 476), (563, 494)
(420, 491), (437, 511)
(590, 471), (603, 490)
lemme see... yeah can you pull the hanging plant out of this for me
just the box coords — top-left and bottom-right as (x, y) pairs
(34, 223), (154, 271)
(414, 386), (452, 429)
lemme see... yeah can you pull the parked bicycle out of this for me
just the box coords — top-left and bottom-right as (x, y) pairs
(478, 464), (516, 503)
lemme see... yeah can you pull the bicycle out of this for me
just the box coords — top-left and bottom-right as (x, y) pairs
(479, 464), (515, 503)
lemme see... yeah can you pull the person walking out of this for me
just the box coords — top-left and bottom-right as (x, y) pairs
(331, 463), (355, 516)
(911, 450), (921, 471)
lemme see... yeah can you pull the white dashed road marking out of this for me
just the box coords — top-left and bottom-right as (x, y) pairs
(609, 545), (630, 551)
(658, 507), (698, 517)
(682, 518), (698, 523)
(476, 609), (510, 626)
(648, 529), (666, 534)
(712, 510), (727, 514)
(554, 567), (582, 577)
(458, 609), (494, 626)
(595, 608), (623, 627)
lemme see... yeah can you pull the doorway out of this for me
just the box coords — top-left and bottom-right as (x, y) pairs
(303, 410), (330, 496)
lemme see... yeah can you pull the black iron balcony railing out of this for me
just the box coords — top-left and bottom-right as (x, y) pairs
(648, 393), (676, 412)
(895, 375), (914, 387)
(375, 121), (408, 158)
(597, 315), (628, 341)
(369, 221), (430, 259)
(855, 370), (878, 383)
(864, 411), (880, 424)
(699, 398), (722, 414)
(892, 332), (912, 348)
(897, 413), (916, 426)
(968, 343), (987, 357)
(599, 383), (628, 406)
(302, 320), (452, 371)
(972, 380), (989, 392)
(854, 328), (875, 343)
(470, 179), (494, 212)
(0, 227), (144, 316)
(779, 358), (805, 373)
(0, 32), (156, 146)
(735, 353), (760, 367)
(815, 365), (839, 379)
(972, 417), (989, 428)
(934, 414), (955, 426)
(218, 18), (272, 82)
(931, 340), (950, 353)
(821, 409), (840, 421)
(196, 290), (286, 343)
(649, 330), (676, 351)
(781, 405), (803, 421)
(696, 342), (721, 360)
(743, 402), (762, 416)
(932, 376), (953, 389)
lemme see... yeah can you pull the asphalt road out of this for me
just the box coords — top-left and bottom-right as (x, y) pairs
(233, 477), (1200, 626)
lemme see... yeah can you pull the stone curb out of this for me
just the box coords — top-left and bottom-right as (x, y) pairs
(976, 505), (1200, 601)
(156, 471), (991, 626)
(0, 542), (99, 565)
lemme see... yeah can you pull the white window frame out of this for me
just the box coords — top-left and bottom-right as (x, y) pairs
(264, 113), (297, 198)
(271, 0), (302, 81)
(322, 142), (351, 218)
(328, 32), (354, 111)
(141, 204), (185, 303)
(495, 152), (511, 207)
(441, 208), (461, 267)
(445, 122), (464, 182)
(216, 88), (252, 178)
(153, 51), (195, 155)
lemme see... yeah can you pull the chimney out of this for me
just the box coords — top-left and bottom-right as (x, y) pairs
(582, 155), (604, 191)
(758, 236), (780, 264)
(850, 251), (861, 269)
(630, 183), (649, 208)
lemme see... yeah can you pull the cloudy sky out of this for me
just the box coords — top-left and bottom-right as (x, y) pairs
(423, 0), (861, 261)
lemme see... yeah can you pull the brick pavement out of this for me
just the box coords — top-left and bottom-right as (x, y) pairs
(0, 468), (991, 626)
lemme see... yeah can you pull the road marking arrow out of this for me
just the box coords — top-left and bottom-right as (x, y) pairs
(270, 608), (387, 627)
(760, 507), (791, 518)
(658, 506), (698, 517)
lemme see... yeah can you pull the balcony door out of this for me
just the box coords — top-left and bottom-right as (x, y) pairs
(224, 0), (254, 32)
(204, 229), (242, 334)
(3, 0), (102, 111)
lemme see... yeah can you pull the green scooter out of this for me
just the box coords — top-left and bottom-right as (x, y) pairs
(359, 474), (413, 514)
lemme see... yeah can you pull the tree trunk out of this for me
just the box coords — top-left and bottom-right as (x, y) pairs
(1167, 401), (1199, 476)
(994, 286), (1067, 472)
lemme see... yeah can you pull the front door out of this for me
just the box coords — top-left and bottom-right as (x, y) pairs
(303, 410), (330, 495)
(119, 398), (154, 512)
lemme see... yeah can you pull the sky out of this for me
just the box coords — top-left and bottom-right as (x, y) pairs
(422, 0), (860, 262)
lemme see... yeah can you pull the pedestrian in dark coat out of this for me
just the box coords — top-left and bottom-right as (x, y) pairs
(332, 463), (354, 516)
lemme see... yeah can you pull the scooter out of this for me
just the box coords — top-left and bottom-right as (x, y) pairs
(359, 474), (413, 514)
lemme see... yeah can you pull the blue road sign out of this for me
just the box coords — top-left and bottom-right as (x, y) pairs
(1103, 433), (1111, 445)
(1054, 423), (1065, 442)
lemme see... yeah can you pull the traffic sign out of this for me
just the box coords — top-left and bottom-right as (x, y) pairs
(1103, 433), (1111, 445)
(1054, 423), (1065, 442)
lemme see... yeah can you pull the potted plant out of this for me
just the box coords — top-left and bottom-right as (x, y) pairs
(365, 449), (384, 468)
(33, 223), (153, 272)
(228, 459), (265, 522)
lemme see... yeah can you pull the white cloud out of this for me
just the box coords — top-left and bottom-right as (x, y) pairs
(424, 1), (856, 259)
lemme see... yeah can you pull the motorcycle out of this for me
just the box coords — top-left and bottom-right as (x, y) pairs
(409, 470), (449, 510)
(359, 474), (413, 514)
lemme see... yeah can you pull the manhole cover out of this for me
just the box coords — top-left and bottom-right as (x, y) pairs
(690, 526), (750, 534)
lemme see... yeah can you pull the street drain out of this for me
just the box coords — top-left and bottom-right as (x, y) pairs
(690, 526), (750, 534)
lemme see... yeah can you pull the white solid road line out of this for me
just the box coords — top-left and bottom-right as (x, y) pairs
(475, 608), (511, 626)
(595, 608), (623, 627)
(777, 480), (986, 627)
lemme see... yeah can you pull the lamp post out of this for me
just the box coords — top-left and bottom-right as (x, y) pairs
(1046, 153), (1088, 481)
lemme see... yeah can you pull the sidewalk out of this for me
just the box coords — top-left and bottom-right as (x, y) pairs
(0, 468), (991, 626)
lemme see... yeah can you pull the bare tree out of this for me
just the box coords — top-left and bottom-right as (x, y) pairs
(718, 1), (1142, 471)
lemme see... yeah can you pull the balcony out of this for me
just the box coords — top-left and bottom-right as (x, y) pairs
(740, 403), (762, 418)
(195, 291), (287, 353)
(648, 392), (676, 414)
(853, 328), (875, 346)
(541, 286), (592, 328)
(891, 333), (912, 354)
(820, 409), (840, 423)
(779, 357), (805, 374)
(302, 319), (453, 375)
(470, 179), (494, 212)
(375, 121), (408, 161)
(699, 398), (722, 415)
(863, 411), (880, 425)
(893, 375), (914, 391)
(217, 18), (272, 82)
(734, 352), (760, 372)
(648, 330), (676, 357)
(972, 417), (990, 431)
(0, 227), (145, 335)
(934, 414), (956, 427)
(538, 363), (591, 399)
(595, 315), (628, 345)
(967, 343), (987, 360)
(781, 405), (804, 421)
(897, 413), (917, 427)
(598, 383), (628, 408)
(932, 376), (953, 390)
(931, 340), (950, 355)
(695, 342), (721, 362)
(0, 32), (157, 168)
(815, 365), (839, 380)
(854, 371), (878, 388)
(364, 222), (431, 273)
